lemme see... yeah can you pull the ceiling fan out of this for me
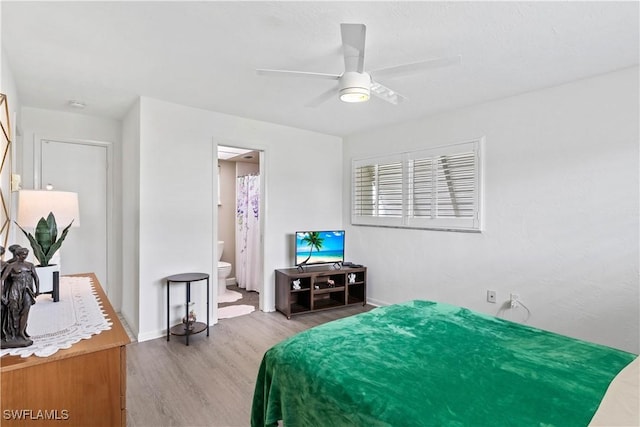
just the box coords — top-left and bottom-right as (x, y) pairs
(256, 23), (461, 107)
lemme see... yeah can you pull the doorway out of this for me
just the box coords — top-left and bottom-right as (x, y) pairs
(216, 143), (264, 313)
(37, 138), (111, 293)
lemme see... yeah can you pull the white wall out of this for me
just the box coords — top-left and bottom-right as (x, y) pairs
(343, 67), (639, 353)
(218, 159), (236, 276)
(1, 48), (19, 139)
(133, 97), (342, 341)
(120, 100), (140, 337)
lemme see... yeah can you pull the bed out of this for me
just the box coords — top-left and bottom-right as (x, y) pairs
(251, 300), (638, 427)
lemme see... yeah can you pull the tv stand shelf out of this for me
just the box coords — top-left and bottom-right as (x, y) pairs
(275, 266), (366, 319)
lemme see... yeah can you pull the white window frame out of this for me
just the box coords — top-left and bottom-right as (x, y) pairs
(351, 138), (483, 232)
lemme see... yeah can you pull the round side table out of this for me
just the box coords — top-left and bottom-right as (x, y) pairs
(166, 272), (210, 346)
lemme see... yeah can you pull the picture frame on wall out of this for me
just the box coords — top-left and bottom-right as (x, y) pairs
(0, 93), (12, 249)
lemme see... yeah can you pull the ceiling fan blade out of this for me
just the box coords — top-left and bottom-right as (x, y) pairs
(305, 86), (339, 108)
(369, 55), (462, 79)
(370, 80), (407, 105)
(256, 69), (341, 80)
(340, 23), (366, 73)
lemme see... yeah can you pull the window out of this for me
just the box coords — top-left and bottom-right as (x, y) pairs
(352, 138), (483, 231)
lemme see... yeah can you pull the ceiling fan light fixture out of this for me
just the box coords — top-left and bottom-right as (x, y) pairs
(340, 87), (370, 103)
(339, 71), (371, 103)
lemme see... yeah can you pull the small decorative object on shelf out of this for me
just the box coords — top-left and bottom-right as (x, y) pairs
(182, 302), (196, 331)
(348, 273), (356, 283)
(327, 279), (335, 288)
(292, 279), (301, 290)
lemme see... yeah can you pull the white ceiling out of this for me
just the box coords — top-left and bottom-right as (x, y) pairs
(2, 1), (638, 137)
(218, 145), (258, 163)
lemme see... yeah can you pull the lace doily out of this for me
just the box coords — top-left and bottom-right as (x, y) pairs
(1, 276), (112, 358)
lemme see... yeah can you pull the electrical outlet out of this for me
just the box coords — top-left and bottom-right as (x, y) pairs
(487, 290), (496, 303)
(510, 293), (520, 308)
(11, 174), (21, 192)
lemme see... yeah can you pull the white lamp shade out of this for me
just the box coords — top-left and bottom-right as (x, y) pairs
(17, 190), (80, 228)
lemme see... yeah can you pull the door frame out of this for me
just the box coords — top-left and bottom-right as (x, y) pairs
(34, 135), (114, 295)
(214, 139), (266, 312)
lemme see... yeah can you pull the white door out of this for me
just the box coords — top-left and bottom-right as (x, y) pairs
(40, 139), (109, 288)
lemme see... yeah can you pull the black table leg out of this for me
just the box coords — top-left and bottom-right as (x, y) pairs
(52, 271), (60, 302)
(186, 282), (191, 346)
(206, 277), (210, 336)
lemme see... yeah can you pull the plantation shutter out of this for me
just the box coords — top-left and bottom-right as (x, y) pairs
(408, 157), (433, 219)
(376, 162), (403, 218)
(435, 151), (476, 219)
(352, 139), (482, 231)
(352, 154), (404, 227)
(353, 164), (376, 217)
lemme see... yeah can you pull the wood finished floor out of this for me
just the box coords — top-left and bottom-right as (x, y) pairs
(126, 303), (373, 427)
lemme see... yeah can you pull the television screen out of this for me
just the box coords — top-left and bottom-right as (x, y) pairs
(295, 230), (345, 266)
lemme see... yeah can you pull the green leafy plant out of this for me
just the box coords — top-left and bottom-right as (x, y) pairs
(16, 213), (74, 267)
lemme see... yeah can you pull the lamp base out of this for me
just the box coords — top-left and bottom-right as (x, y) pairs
(36, 265), (61, 301)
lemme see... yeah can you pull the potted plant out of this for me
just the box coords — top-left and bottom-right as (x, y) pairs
(16, 212), (74, 296)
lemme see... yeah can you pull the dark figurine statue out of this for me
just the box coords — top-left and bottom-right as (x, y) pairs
(1, 246), (40, 348)
(5, 244), (21, 264)
(0, 245), (6, 344)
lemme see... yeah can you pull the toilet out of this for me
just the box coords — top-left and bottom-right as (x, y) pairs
(217, 241), (233, 295)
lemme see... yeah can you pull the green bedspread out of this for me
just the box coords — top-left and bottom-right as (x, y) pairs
(251, 300), (637, 427)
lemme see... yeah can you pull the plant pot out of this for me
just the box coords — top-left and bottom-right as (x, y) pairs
(36, 264), (60, 298)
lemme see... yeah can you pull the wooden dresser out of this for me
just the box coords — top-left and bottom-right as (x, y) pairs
(0, 273), (131, 426)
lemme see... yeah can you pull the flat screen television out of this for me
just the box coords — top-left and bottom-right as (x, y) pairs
(295, 230), (345, 266)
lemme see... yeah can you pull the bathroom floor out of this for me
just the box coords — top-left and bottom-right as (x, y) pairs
(218, 284), (259, 311)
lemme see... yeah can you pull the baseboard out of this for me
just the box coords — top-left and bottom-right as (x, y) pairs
(226, 277), (236, 286)
(117, 311), (139, 342)
(138, 329), (165, 343)
(365, 297), (388, 307)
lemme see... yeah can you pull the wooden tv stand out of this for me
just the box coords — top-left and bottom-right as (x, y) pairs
(275, 265), (367, 319)
(0, 273), (130, 426)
